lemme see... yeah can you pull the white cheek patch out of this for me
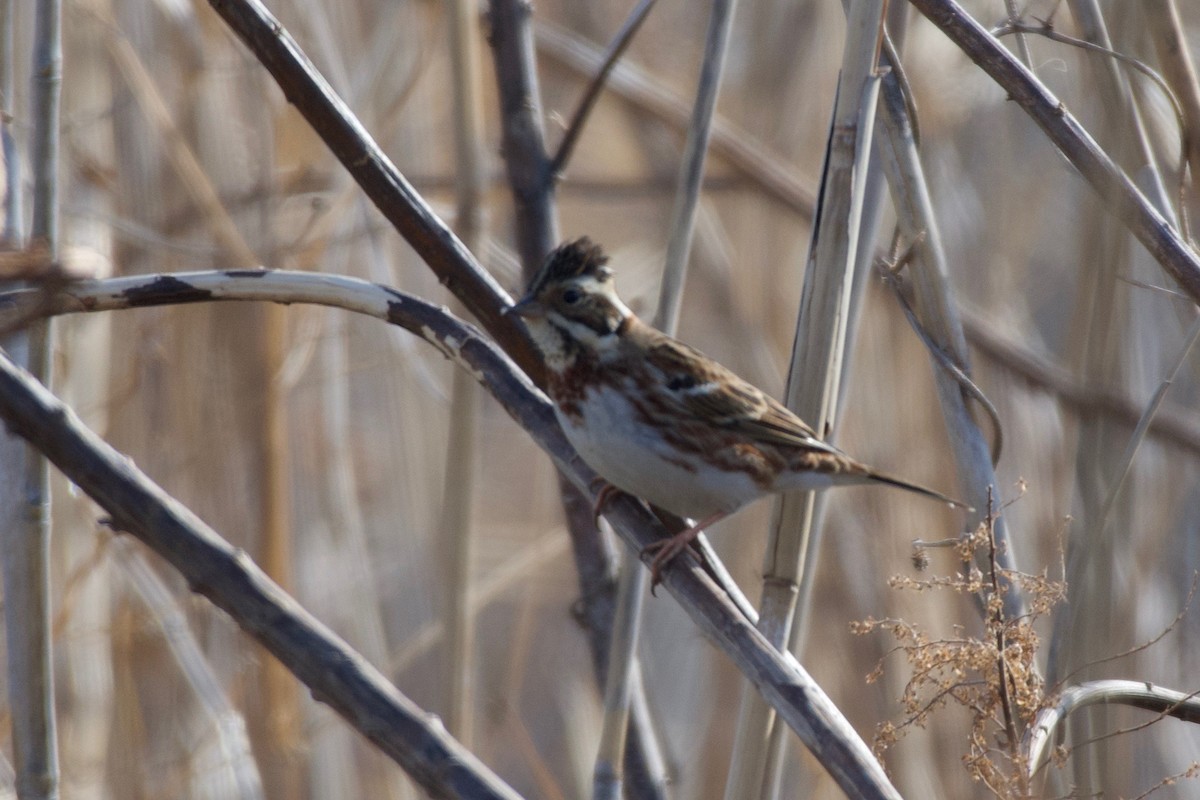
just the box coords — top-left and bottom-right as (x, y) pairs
(570, 276), (633, 319)
(550, 312), (619, 352)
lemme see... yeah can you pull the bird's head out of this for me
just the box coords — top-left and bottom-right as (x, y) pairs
(507, 238), (633, 368)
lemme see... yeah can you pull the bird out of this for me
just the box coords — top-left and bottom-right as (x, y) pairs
(508, 237), (966, 586)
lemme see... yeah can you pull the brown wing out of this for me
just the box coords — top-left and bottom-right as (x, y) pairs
(638, 327), (839, 455)
(629, 321), (969, 507)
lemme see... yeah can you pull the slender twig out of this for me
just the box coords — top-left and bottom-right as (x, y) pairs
(992, 17), (1189, 199)
(1075, 313), (1200, 579)
(984, 489), (1024, 798)
(880, 260), (1003, 467)
(549, 0), (657, 177)
(1053, 574), (1197, 691)
(992, 19), (1185, 136)
(1001, 0), (1034, 66)
(534, 19), (817, 218)
(655, 0), (738, 331)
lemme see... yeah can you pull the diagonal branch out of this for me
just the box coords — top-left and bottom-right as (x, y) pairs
(906, 0), (1200, 304)
(549, 0), (657, 176)
(205, 0), (538, 377)
(0, 350), (525, 800)
(0, 270), (903, 800)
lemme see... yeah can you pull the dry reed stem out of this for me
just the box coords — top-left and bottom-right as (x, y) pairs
(2, 1), (63, 798)
(727, 3), (887, 799)
(441, 0), (487, 748)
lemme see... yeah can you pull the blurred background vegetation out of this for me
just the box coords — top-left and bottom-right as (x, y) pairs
(2, 0), (1200, 797)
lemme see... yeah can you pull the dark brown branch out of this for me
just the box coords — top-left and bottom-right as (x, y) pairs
(906, 0), (1200, 305)
(487, 2), (667, 795)
(0, 346), (526, 800)
(488, 0), (558, 274)
(205, 0), (541, 379)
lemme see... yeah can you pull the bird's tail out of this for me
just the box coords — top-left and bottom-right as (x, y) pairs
(865, 470), (973, 511)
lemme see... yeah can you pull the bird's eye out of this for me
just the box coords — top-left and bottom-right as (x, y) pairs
(561, 288), (582, 305)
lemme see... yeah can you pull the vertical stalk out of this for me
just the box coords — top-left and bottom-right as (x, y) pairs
(653, 0), (738, 330)
(598, 2), (738, 794)
(724, 3), (884, 798)
(488, 2), (667, 795)
(3, 2), (63, 798)
(442, 0), (486, 746)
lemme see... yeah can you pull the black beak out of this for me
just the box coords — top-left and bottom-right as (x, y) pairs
(506, 295), (546, 319)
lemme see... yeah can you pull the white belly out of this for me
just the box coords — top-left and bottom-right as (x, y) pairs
(557, 381), (764, 519)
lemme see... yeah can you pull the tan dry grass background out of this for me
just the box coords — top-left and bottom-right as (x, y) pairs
(3, 0), (1200, 797)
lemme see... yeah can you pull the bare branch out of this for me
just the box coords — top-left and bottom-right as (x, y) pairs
(906, 0), (1200, 304)
(549, 0), (657, 177)
(205, 0), (539, 378)
(0, 270), (904, 800)
(1027, 681), (1200, 777)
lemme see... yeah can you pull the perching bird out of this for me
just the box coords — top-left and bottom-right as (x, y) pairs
(510, 238), (964, 583)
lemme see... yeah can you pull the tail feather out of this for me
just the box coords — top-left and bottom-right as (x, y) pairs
(866, 470), (973, 511)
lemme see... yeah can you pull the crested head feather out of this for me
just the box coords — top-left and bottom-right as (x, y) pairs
(512, 237), (634, 369)
(526, 237), (612, 298)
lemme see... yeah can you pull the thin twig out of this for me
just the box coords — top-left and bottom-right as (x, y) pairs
(655, 0), (739, 331)
(549, 0), (657, 177)
(880, 258), (1004, 467)
(993, 16), (1190, 214)
(534, 19), (817, 218)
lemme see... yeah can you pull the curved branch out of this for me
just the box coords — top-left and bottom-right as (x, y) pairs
(0, 271), (902, 800)
(1027, 680), (1200, 777)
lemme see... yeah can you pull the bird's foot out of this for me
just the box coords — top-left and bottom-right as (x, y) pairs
(589, 479), (625, 525)
(640, 510), (727, 593)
